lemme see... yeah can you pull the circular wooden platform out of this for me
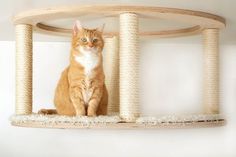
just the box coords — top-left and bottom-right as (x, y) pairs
(13, 5), (226, 37)
(10, 114), (225, 129)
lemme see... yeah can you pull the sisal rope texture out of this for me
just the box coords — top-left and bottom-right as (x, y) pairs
(203, 28), (219, 114)
(119, 13), (140, 122)
(103, 36), (120, 115)
(15, 24), (33, 115)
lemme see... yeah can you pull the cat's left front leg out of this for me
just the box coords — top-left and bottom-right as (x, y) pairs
(87, 87), (102, 117)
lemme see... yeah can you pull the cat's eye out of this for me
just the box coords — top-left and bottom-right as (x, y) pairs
(92, 38), (98, 43)
(81, 38), (87, 42)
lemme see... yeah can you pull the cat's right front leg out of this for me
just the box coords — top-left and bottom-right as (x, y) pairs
(69, 86), (86, 116)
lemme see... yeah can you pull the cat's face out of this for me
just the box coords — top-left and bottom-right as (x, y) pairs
(72, 21), (104, 54)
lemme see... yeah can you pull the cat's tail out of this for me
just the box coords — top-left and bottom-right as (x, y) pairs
(38, 109), (57, 115)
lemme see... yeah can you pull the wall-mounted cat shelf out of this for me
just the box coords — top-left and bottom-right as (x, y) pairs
(11, 5), (226, 129)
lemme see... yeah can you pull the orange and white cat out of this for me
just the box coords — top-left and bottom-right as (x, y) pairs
(39, 21), (108, 116)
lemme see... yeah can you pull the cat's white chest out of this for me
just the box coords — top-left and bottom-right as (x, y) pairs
(74, 47), (99, 104)
(74, 49), (99, 75)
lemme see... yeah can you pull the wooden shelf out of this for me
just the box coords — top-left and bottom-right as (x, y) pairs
(13, 5), (226, 38)
(10, 114), (225, 129)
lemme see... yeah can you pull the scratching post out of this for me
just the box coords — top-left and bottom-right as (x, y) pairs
(15, 24), (33, 115)
(103, 36), (120, 114)
(202, 28), (219, 114)
(119, 13), (140, 121)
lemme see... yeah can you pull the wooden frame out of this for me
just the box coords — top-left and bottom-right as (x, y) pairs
(12, 5), (226, 129)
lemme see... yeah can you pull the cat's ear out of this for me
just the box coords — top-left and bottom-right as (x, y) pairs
(73, 20), (82, 36)
(97, 23), (105, 33)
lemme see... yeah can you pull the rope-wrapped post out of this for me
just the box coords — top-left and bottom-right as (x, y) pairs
(15, 24), (33, 115)
(103, 36), (120, 114)
(119, 13), (140, 121)
(202, 28), (219, 114)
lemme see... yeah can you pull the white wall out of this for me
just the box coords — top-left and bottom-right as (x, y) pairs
(0, 36), (236, 157)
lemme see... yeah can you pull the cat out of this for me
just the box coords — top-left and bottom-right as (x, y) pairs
(39, 21), (108, 116)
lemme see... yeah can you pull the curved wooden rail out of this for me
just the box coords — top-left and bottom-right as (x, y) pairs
(13, 5), (226, 37)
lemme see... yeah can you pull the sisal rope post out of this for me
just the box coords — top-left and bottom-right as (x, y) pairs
(119, 13), (140, 121)
(202, 28), (219, 114)
(15, 24), (33, 115)
(103, 36), (120, 114)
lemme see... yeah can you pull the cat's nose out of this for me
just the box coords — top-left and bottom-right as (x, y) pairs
(88, 43), (93, 48)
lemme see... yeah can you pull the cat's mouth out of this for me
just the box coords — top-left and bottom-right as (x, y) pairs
(84, 47), (97, 52)
(85, 47), (93, 51)
(78, 46), (98, 53)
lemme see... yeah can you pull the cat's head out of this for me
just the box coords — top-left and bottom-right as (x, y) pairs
(72, 20), (104, 54)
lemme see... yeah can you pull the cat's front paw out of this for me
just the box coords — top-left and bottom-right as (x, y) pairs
(87, 110), (97, 117)
(76, 109), (86, 116)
